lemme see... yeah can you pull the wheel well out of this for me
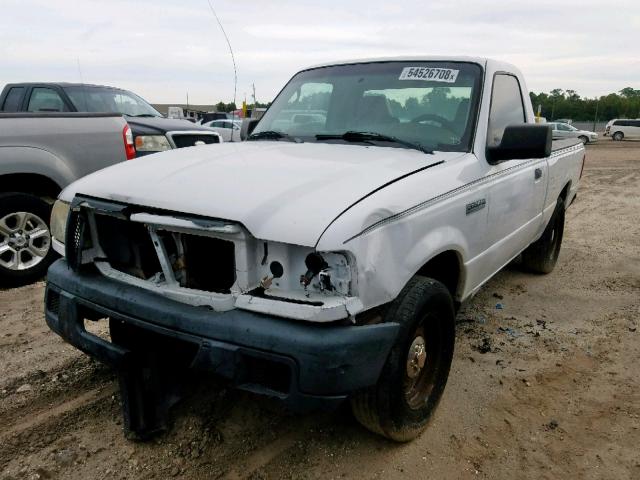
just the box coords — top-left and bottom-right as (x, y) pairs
(0, 174), (61, 200)
(415, 250), (462, 299)
(559, 182), (571, 204)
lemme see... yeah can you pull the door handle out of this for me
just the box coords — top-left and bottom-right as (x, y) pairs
(534, 168), (543, 180)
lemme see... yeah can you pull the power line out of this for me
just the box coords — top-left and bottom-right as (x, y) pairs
(206, 0), (238, 141)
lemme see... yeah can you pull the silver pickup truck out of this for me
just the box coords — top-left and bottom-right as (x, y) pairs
(0, 112), (130, 286)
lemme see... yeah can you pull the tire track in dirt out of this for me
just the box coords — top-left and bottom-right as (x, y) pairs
(0, 384), (117, 441)
(221, 415), (325, 480)
(0, 383), (117, 469)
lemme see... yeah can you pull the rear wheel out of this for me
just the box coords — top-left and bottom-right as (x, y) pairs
(0, 193), (56, 287)
(612, 131), (624, 141)
(350, 277), (455, 442)
(521, 197), (565, 274)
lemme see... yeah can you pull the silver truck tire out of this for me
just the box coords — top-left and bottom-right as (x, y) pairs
(0, 193), (57, 287)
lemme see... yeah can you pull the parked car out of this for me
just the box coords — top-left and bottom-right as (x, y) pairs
(201, 119), (243, 141)
(0, 112), (131, 286)
(548, 122), (597, 143)
(604, 119), (640, 141)
(0, 83), (221, 157)
(45, 57), (585, 442)
(200, 112), (231, 124)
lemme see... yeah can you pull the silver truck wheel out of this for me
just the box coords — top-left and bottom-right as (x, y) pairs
(0, 193), (57, 287)
(0, 211), (51, 270)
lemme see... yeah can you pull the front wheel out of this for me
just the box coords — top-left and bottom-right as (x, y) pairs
(612, 131), (624, 141)
(0, 193), (56, 287)
(350, 277), (455, 442)
(521, 197), (565, 274)
(578, 135), (588, 144)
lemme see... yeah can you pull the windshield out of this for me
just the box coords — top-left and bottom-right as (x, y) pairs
(63, 86), (162, 117)
(253, 61), (483, 152)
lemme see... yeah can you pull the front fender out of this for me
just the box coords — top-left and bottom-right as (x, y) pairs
(319, 202), (470, 310)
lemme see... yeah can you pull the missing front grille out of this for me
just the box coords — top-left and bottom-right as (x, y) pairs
(181, 234), (236, 293)
(94, 215), (161, 279)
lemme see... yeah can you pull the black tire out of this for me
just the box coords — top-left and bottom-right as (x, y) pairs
(578, 135), (588, 144)
(350, 277), (455, 442)
(521, 197), (565, 274)
(0, 193), (56, 287)
(612, 131), (624, 141)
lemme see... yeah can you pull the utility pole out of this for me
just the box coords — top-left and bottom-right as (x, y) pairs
(593, 99), (599, 132)
(252, 83), (257, 108)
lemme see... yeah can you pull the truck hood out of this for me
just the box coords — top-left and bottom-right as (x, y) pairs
(124, 116), (212, 135)
(62, 142), (453, 246)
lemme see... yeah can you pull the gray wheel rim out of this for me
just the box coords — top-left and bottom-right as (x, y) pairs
(0, 211), (51, 271)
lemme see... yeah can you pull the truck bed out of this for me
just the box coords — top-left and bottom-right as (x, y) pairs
(551, 137), (582, 152)
(0, 112), (129, 187)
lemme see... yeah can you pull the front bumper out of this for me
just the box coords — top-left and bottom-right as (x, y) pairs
(45, 259), (398, 405)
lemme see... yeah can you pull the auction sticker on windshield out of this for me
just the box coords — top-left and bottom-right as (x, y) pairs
(399, 67), (459, 83)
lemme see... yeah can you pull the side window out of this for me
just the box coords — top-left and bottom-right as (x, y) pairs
(2, 87), (25, 111)
(487, 74), (525, 147)
(27, 88), (67, 112)
(632, 121), (640, 128)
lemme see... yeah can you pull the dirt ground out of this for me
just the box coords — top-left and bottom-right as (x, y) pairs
(1, 140), (639, 480)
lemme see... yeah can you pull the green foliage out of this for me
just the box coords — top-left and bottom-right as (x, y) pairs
(529, 88), (640, 121)
(215, 101), (270, 112)
(215, 101), (237, 112)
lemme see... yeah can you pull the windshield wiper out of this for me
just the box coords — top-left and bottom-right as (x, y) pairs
(316, 131), (433, 154)
(248, 130), (300, 142)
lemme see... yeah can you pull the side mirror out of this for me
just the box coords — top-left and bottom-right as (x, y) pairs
(487, 124), (551, 163)
(240, 119), (260, 141)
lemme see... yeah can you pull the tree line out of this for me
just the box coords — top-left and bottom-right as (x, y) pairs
(529, 87), (640, 122)
(214, 86), (640, 122)
(214, 101), (270, 112)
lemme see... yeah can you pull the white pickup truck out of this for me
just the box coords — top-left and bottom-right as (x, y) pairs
(45, 56), (585, 441)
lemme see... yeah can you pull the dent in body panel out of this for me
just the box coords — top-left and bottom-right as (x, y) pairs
(320, 160), (492, 308)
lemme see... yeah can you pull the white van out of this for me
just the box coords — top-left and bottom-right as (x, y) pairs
(604, 119), (640, 140)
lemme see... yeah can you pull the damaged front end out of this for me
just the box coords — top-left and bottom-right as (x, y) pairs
(45, 195), (399, 439)
(62, 195), (363, 322)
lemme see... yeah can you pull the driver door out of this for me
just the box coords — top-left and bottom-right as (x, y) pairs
(485, 74), (548, 269)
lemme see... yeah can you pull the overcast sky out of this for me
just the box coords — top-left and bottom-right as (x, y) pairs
(1, 0), (638, 105)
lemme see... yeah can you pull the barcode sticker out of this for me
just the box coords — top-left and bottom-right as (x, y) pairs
(399, 67), (459, 83)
